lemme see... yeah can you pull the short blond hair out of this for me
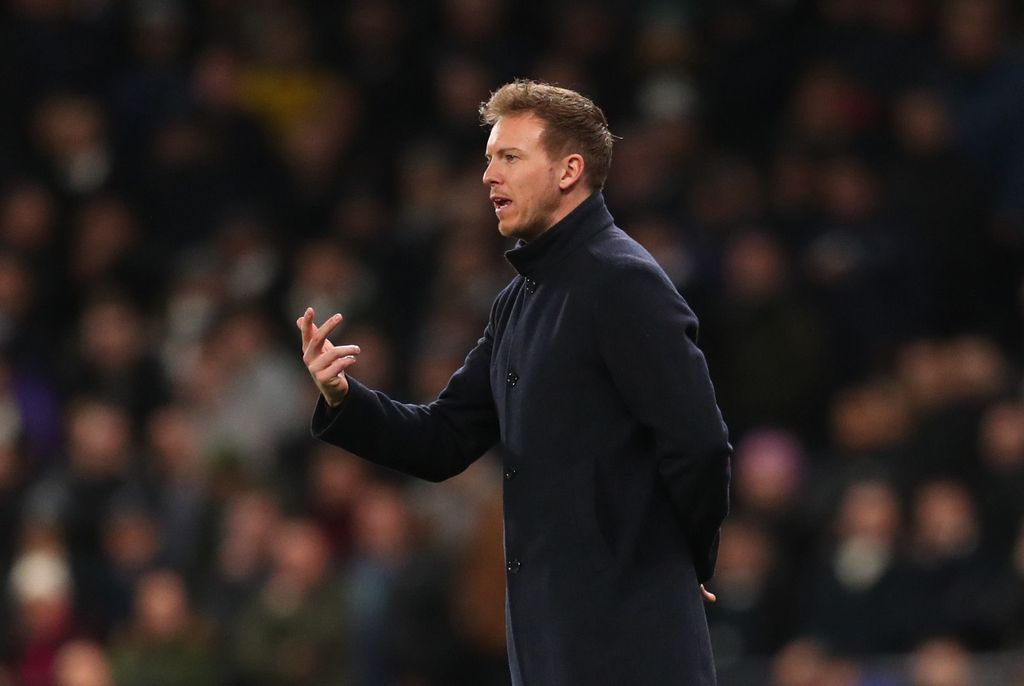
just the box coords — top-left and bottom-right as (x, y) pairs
(479, 80), (615, 191)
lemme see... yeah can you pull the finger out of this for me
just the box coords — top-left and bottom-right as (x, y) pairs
(700, 584), (717, 603)
(331, 344), (360, 357)
(296, 316), (317, 345)
(316, 354), (358, 382)
(308, 345), (361, 373)
(300, 307), (316, 348)
(304, 313), (343, 362)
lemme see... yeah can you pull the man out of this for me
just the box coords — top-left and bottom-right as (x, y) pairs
(298, 80), (731, 685)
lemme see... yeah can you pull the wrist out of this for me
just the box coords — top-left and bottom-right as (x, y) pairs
(322, 384), (348, 409)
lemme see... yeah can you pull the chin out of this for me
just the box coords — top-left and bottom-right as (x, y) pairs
(497, 220), (520, 238)
(497, 217), (543, 241)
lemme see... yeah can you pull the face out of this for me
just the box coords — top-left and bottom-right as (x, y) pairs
(483, 113), (566, 241)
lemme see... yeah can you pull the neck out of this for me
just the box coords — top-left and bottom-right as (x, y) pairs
(532, 185), (593, 241)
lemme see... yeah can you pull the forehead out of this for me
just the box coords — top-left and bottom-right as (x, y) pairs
(485, 112), (547, 153)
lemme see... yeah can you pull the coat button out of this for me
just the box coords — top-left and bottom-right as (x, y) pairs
(525, 278), (537, 294)
(506, 370), (518, 387)
(504, 467), (517, 481)
(506, 558), (521, 574)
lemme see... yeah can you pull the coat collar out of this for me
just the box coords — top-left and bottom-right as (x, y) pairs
(504, 191), (614, 280)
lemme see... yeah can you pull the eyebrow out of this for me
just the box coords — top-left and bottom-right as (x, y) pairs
(485, 147), (524, 159)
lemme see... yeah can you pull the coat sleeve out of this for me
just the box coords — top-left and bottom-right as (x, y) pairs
(311, 322), (500, 482)
(594, 259), (732, 582)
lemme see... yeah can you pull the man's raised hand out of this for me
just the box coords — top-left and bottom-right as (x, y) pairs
(297, 307), (360, 408)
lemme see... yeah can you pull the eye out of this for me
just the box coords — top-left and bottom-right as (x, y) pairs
(505, 153), (518, 163)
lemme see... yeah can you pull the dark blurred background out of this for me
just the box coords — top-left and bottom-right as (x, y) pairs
(0, 0), (1022, 684)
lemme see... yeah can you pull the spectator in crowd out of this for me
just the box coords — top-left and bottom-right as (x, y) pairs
(234, 518), (352, 686)
(908, 638), (975, 686)
(706, 517), (794, 662)
(108, 569), (220, 686)
(4, 545), (77, 686)
(202, 487), (282, 636)
(184, 306), (306, 477)
(67, 293), (170, 427)
(902, 479), (1004, 648)
(804, 478), (910, 653)
(975, 400), (1024, 550)
(344, 481), (459, 686)
(304, 445), (369, 564)
(88, 501), (163, 632)
(730, 429), (814, 563)
(24, 398), (145, 624)
(53, 640), (112, 686)
(143, 403), (215, 577)
(705, 231), (828, 437)
(769, 638), (862, 686)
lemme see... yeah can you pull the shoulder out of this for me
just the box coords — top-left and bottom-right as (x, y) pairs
(582, 225), (699, 339)
(583, 225), (676, 298)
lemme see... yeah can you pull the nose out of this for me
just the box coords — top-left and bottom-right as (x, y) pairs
(482, 160), (499, 186)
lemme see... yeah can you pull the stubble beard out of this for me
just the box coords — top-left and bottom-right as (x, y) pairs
(499, 194), (560, 242)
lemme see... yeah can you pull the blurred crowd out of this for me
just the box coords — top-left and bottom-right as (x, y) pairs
(0, 0), (1022, 684)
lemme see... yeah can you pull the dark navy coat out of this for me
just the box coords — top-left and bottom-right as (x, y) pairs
(312, 192), (732, 685)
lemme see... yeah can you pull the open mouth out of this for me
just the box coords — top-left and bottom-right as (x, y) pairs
(492, 197), (512, 212)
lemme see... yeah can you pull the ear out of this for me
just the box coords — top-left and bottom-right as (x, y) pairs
(558, 154), (585, 191)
